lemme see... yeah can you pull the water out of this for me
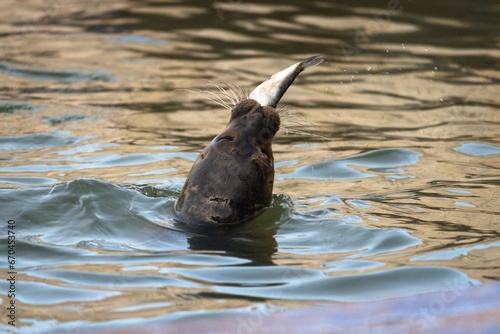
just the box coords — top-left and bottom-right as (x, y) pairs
(1, 0), (499, 332)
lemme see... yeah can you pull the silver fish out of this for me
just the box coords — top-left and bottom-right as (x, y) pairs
(248, 54), (324, 108)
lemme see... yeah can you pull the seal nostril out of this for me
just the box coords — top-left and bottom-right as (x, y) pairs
(253, 106), (265, 116)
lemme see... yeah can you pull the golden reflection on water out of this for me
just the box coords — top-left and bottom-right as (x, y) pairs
(1, 0), (499, 329)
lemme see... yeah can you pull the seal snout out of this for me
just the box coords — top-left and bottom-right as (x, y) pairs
(222, 99), (280, 145)
(230, 98), (261, 119)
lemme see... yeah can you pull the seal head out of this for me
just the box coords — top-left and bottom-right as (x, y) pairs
(175, 99), (280, 225)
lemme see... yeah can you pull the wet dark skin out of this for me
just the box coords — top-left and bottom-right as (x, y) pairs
(175, 99), (280, 225)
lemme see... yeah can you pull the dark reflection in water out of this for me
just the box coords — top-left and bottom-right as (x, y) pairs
(181, 217), (280, 266)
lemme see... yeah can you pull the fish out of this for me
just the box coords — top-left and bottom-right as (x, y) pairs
(248, 54), (324, 108)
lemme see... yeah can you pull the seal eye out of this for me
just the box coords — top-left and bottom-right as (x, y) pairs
(216, 135), (234, 142)
(261, 148), (269, 160)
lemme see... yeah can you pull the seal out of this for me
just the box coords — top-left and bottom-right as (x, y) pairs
(175, 55), (324, 225)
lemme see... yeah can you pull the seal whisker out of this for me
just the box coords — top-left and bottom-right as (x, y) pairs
(215, 84), (237, 106)
(278, 106), (331, 143)
(227, 83), (244, 105)
(231, 83), (248, 102)
(182, 82), (249, 111)
(211, 82), (246, 107)
(183, 88), (233, 110)
(182, 85), (328, 142)
(202, 89), (233, 110)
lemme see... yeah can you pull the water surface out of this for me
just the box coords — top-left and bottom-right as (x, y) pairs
(0, 0), (499, 332)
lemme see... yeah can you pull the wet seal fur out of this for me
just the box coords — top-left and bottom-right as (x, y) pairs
(175, 55), (323, 225)
(175, 99), (280, 225)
